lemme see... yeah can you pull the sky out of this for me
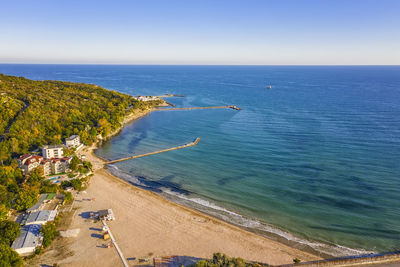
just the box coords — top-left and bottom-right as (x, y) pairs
(0, 0), (399, 65)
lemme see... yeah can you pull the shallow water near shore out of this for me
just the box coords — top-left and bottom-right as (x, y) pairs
(1, 64), (400, 256)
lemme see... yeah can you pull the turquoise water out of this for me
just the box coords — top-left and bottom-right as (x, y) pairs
(1, 65), (400, 256)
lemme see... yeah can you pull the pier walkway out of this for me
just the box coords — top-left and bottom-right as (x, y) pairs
(102, 220), (129, 267)
(104, 138), (200, 165)
(156, 105), (241, 111)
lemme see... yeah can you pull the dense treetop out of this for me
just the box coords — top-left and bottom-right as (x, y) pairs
(0, 74), (161, 264)
(0, 73), (159, 162)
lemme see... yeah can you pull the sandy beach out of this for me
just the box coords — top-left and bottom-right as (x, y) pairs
(28, 108), (321, 266)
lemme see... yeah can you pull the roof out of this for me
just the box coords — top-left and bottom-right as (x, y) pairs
(98, 209), (109, 217)
(42, 145), (64, 149)
(66, 135), (79, 141)
(41, 159), (51, 164)
(27, 194), (48, 212)
(51, 157), (70, 162)
(19, 154), (32, 161)
(24, 155), (43, 166)
(11, 224), (41, 250)
(26, 210), (57, 224)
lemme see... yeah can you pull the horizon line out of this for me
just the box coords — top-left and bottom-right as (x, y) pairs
(0, 62), (399, 67)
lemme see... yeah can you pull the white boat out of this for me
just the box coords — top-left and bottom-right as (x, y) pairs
(266, 85), (272, 89)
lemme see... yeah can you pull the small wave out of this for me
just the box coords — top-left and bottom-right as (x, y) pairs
(161, 190), (373, 257)
(106, 165), (373, 257)
(107, 164), (145, 187)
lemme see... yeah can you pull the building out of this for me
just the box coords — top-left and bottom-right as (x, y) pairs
(18, 153), (70, 175)
(51, 157), (71, 174)
(25, 210), (57, 225)
(11, 224), (42, 256)
(98, 209), (115, 221)
(65, 135), (81, 148)
(40, 159), (51, 176)
(133, 95), (161, 101)
(18, 155), (43, 175)
(42, 145), (64, 159)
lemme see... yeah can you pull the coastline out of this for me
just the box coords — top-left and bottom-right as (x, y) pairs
(91, 107), (369, 259)
(70, 107), (321, 265)
(25, 106), (331, 267)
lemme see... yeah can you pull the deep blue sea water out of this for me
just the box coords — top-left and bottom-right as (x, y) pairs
(1, 64), (399, 256)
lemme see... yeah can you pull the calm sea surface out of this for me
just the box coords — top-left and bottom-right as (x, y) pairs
(1, 64), (399, 256)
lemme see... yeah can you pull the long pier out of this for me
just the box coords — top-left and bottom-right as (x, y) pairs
(102, 221), (129, 267)
(104, 137), (200, 165)
(156, 105), (241, 111)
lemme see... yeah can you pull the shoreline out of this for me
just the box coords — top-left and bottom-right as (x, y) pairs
(82, 105), (375, 260)
(88, 107), (326, 260)
(49, 104), (371, 267)
(93, 107), (373, 259)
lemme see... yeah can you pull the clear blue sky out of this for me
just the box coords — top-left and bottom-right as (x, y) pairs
(1, 0), (399, 65)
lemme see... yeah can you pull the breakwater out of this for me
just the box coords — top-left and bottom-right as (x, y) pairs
(156, 105), (241, 111)
(156, 94), (185, 97)
(104, 137), (200, 164)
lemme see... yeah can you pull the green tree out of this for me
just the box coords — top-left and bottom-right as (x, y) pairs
(70, 179), (83, 191)
(0, 204), (8, 220)
(82, 161), (92, 172)
(13, 185), (38, 211)
(69, 155), (80, 172)
(0, 242), (23, 267)
(0, 221), (21, 246)
(40, 222), (58, 248)
(27, 167), (44, 186)
(39, 179), (58, 194)
(194, 253), (267, 267)
(64, 192), (73, 204)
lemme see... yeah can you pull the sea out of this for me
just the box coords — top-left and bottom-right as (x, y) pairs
(1, 64), (399, 257)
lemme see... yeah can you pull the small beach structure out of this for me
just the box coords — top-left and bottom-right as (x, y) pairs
(98, 209), (115, 221)
(24, 210), (57, 225)
(11, 224), (42, 256)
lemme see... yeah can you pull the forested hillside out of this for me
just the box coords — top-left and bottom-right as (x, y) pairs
(0, 74), (161, 264)
(0, 74), (159, 162)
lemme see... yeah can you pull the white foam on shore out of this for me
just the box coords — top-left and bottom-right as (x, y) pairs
(107, 164), (373, 258)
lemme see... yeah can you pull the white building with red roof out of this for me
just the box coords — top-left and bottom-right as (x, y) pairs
(18, 155), (43, 175)
(18, 154), (70, 176)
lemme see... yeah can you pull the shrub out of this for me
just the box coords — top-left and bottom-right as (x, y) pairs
(13, 185), (38, 211)
(40, 222), (58, 248)
(61, 179), (82, 191)
(64, 192), (73, 204)
(40, 180), (58, 194)
(195, 253), (268, 267)
(0, 242), (23, 267)
(0, 220), (21, 246)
